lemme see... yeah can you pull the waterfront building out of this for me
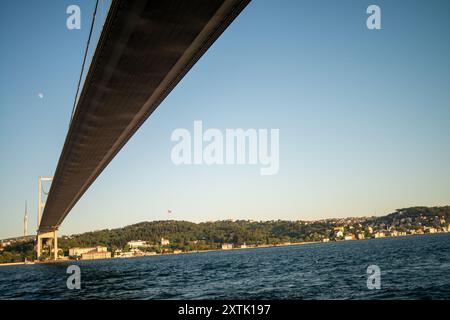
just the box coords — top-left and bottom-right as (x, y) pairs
(374, 231), (386, 238)
(81, 250), (111, 260)
(117, 251), (134, 258)
(69, 246), (108, 257)
(160, 237), (170, 246)
(82, 247), (110, 260)
(222, 243), (233, 250)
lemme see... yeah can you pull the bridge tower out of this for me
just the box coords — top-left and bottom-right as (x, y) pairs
(36, 176), (57, 260)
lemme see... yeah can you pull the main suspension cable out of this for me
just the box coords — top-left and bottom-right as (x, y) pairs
(70, 0), (100, 122)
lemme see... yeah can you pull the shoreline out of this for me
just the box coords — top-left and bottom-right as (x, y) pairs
(0, 261), (35, 267)
(0, 232), (447, 266)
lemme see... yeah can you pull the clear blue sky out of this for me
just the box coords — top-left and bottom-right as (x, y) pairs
(1, 0), (449, 239)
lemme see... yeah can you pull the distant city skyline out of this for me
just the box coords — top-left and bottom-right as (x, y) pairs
(1, 0), (450, 239)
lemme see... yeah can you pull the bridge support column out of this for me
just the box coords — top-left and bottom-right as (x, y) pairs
(36, 230), (58, 261)
(53, 230), (58, 260)
(37, 235), (42, 260)
(36, 176), (54, 261)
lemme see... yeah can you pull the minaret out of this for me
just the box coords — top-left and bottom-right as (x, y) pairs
(24, 201), (28, 237)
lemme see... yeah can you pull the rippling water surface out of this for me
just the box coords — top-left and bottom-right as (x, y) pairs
(1, 233), (449, 299)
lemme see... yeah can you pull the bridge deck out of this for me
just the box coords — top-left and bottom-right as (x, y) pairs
(39, 0), (250, 232)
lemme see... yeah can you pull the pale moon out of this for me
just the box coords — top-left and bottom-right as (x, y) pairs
(38, 93), (44, 99)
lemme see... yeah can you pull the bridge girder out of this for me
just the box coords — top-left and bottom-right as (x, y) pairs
(38, 0), (250, 232)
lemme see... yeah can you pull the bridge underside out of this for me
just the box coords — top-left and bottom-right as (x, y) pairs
(39, 0), (250, 232)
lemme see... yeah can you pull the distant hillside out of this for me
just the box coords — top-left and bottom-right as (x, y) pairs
(364, 206), (450, 232)
(57, 206), (450, 251)
(1, 206), (449, 263)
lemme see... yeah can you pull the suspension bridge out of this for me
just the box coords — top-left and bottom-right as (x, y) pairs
(36, 0), (250, 259)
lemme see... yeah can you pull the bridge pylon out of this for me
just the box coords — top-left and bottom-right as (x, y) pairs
(36, 176), (57, 260)
(36, 230), (58, 261)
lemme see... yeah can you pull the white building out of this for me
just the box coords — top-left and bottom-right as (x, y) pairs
(116, 251), (134, 258)
(161, 237), (170, 246)
(127, 240), (148, 248)
(69, 246), (108, 257)
(222, 243), (233, 250)
(374, 231), (386, 238)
